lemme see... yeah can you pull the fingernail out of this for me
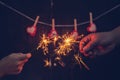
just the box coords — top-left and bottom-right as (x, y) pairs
(26, 53), (32, 58)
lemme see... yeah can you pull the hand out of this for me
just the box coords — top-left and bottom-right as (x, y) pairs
(79, 32), (116, 58)
(0, 53), (31, 77)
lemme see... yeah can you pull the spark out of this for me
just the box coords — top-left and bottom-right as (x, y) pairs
(55, 56), (65, 67)
(44, 58), (52, 67)
(74, 53), (90, 70)
(55, 33), (77, 56)
(52, 36), (60, 47)
(37, 34), (51, 55)
(37, 33), (87, 70)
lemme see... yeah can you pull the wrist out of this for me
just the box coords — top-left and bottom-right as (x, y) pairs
(0, 60), (5, 77)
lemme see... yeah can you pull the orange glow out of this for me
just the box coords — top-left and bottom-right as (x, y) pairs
(37, 34), (51, 55)
(54, 33), (77, 56)
(44, 58), (52, 67)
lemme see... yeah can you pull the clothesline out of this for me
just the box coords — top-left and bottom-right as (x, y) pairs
(0, 1), (120, 27)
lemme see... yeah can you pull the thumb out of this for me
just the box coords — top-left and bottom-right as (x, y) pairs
(18, 53), (31, 60)
(26, 53), (32, 59)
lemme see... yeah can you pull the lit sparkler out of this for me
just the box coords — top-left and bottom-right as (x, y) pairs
(37, 34), (51, 55)
(55, 33), (77, 56)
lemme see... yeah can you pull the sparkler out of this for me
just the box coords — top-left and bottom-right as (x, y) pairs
(36, 24), (89, 70)
(37, 33), (90, 70)
(37, 34), (51, 55)
(54, 33), (77, 56)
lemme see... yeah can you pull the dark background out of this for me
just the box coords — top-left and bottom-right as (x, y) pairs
(0, 0), (120, 80)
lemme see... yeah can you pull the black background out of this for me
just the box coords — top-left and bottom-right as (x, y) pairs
(0, 0), (120, 80)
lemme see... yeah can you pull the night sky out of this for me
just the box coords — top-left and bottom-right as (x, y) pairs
(0, 0), (120, 80)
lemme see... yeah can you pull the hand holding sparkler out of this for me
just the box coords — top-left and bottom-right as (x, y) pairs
(0, 53), (31, 77)
(79, 32), (116, 57)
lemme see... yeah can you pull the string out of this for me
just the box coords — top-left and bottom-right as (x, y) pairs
(0, 1), (51, 26)
(0, 1), (120, 27)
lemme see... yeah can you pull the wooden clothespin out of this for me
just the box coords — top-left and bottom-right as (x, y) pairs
(71, 18), (78, 39)
(33, 16), (40, 27)
(48, 18), (58, 39)
(74, 18), (77, 31)
(52, 18), (55, 30)
(87, 12), (96, 32)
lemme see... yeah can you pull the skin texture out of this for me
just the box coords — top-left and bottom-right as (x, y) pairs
(0, 53), (31, 77)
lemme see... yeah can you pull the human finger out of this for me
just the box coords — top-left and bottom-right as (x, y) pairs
(18, 53), (31, 61)
(79, 35), (91, 52)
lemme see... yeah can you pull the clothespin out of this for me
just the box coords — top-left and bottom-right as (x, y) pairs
(71, 18), (78, 39)
(27, 16), (39, 37)
(87, 12), (97, 32)
(48, 18), (58, 39)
